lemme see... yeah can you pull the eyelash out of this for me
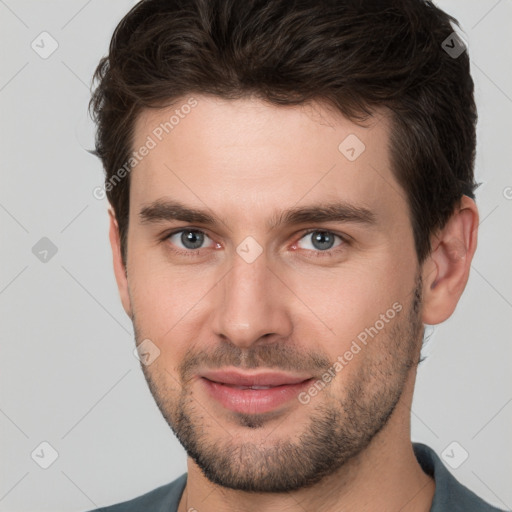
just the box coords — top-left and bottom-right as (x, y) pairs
(161, 228), (349, 259)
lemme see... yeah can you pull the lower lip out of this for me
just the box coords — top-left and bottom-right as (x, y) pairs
(201, 378), (313, 415)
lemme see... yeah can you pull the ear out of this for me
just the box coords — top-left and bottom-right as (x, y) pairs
(421, 195), (479, 325)
(108, 208), (133, 319)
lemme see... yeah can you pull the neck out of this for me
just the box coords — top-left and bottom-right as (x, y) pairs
(178, 368), (435, 512)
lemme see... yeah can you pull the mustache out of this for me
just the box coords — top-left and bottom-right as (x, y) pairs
(179, 342), (332, 382)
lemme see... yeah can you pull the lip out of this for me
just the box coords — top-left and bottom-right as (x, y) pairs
(201, 369), (312, 387)
(200, 369), (313, 415)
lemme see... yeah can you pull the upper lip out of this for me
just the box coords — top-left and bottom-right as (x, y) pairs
(200, 369), (313, 387)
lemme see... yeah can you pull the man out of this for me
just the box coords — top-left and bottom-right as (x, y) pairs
(87, 0), (503, 510)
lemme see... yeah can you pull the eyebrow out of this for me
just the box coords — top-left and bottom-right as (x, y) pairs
(139, 199), (377, 230)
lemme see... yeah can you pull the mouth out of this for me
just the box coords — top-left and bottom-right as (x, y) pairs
(199, 369), (314, 415)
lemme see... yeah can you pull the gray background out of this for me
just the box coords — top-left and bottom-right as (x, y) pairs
(0, 1), (511, 510)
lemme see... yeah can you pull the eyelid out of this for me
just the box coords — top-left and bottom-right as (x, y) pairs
(298, 228), (349, 242)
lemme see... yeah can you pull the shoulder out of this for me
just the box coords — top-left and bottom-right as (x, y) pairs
(84, 473), (187, 512)
(412, 443), (505, 512)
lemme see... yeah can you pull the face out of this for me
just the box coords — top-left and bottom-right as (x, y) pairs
(119, 95), (425, 492)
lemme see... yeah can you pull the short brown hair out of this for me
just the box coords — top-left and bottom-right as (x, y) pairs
(90, 0), (478, 265)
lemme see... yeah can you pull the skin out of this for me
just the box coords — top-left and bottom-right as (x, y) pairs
(109, 94), (479, 512)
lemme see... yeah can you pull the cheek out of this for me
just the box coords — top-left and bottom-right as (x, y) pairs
(296, 272), (411, 399)
(128, 249), (215, 343)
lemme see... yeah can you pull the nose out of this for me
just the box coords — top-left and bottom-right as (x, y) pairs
(211, 251), (293, 349)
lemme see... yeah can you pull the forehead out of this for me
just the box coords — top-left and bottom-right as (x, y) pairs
(130, 95), (407, 228)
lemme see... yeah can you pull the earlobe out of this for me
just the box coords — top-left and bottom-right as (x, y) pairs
(421, 196), (479, 325)
(108, 208), (133, 319)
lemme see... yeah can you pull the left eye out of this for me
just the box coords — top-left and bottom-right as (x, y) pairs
(296, 230), (344, 252)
